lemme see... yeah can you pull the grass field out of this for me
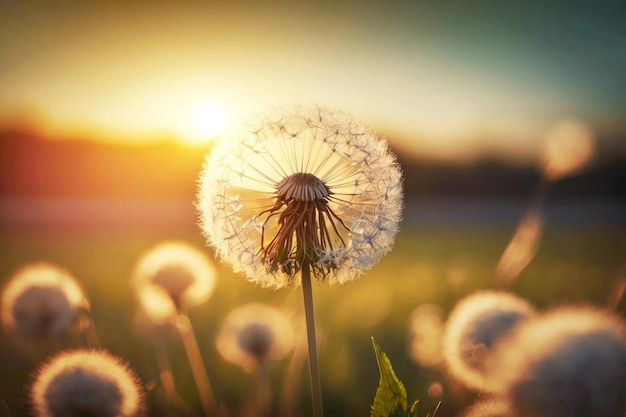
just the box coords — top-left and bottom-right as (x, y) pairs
(0, 201), (624, 417)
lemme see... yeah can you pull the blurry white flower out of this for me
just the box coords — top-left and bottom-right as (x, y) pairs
(30, 349), (145, 417)
(443, 290), (535, 392)
(132, 241), (217, 322)
(1, 262), (88, 338)
(408, 304), (445, 367)
(197, 105), (403, 288)
(488, 306), (626, 417)
(460, 398), (514, 417)
(540, 119), (595, 181)
(216, 303), (294, 372)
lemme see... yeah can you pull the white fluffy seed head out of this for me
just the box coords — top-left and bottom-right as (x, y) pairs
(30, 349), (145, 417)
(132, 241), (217, 323)
(1, 263), (88, 338)
(197, 104), (403, 288)
(216, 303), (294, 372)
(487, 306), (626, 417)
(443, 290), (536, 392)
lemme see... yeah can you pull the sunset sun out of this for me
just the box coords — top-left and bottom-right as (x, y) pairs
(180, 102), (228, 145)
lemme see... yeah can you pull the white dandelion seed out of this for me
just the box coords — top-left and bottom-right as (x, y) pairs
(216, 303), (294, 372)
(488, 306), (626, 417)
(443, 290), (536, 392)
(30, 349), (145, 417)
(131, 241), (217, 322)
(197, 104), (403, 288)
(1, 262), (88, 338)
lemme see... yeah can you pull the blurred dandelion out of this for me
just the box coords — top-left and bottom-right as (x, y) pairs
(132, 241), (217, 322)
(496, 119), (595, 286)
(198, 104), (403, 417)
(1, 262), (89, 341)
(131, 241), (219, 417)
(460, 398), (513, 417)
(495, 207), (544, 285)
(443, 290), (535, 392)
(30, 349), (145, 417)
(488, 306), (626, 417)
(216, 303), (294, 372)
(408, 304), (445, 368)
(540, 119), (595, 182)
(217, 303), (294, 417)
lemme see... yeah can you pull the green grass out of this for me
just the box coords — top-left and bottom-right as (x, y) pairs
(0, 222), (623, 417)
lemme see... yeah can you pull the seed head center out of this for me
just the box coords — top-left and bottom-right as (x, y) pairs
(276, 173), (330, 202)
(257, 172), (348, 281)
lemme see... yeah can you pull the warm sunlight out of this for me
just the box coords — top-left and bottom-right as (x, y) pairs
(180, 102), (228, 145)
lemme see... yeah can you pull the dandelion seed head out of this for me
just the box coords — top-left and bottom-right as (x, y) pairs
(132, 241), (217, 320)
(216, 303), (294, 372)
(488, 306), (626, 417)
(31, 349), (144, 417)
(540, 119), (595, 181)
(443, 290), (535, 392)
(197, 104), (403, 288)
(1, 263), (88, 338)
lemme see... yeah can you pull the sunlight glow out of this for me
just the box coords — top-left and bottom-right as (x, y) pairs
(180, 102), (228, 145)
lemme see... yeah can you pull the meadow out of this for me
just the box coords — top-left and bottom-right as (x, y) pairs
(1, 197), (623, 417)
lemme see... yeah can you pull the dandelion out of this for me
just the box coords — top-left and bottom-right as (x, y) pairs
(30, 349), (145, 417)
(488, 306), (626, 417)
(217, 303), (294, 417)
(1, 262), (88, 339)
(443, 290), (535, 392)
(217, 303), (294, 372)
(540, 119), (595, 182)
(131, 241), (219, 417)
(132, 241), (217, 322)
(197, 104), (403, 288)
(460, 398), (514, 417)
(198, 104), (403, 417)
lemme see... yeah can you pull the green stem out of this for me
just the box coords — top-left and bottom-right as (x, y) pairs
(175, 313), (219, 417)
(301, 264), (324, 417)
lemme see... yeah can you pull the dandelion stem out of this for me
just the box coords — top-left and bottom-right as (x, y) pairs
(301, 264), (324, 417)
(176, 313), (219, 417)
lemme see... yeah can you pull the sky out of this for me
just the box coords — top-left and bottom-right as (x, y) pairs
(1, 0), (625, 161)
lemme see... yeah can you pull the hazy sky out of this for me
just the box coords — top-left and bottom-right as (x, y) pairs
(1, 0), (625, 160)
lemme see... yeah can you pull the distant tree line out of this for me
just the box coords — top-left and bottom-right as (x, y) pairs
(1, 127), (624, 201)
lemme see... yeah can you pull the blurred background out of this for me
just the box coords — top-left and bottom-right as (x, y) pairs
(1, 0), (624, 416)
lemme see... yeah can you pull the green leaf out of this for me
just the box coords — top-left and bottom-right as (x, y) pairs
(370, 337), (409, 417)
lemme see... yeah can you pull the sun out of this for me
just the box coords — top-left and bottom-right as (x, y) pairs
(180, 102), (228, 145)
